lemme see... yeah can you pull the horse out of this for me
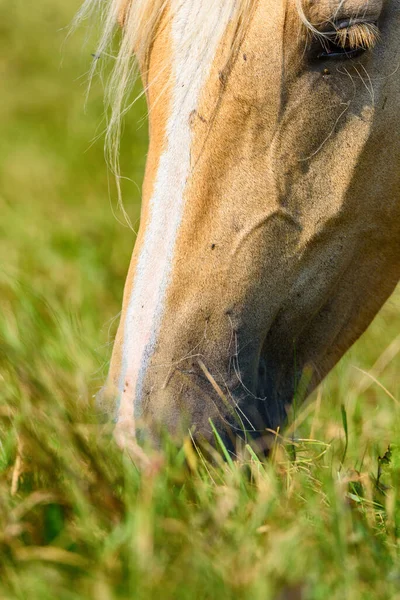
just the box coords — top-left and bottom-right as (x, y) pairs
(79, 0), (400, 452)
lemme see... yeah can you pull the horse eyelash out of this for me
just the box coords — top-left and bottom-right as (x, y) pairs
(335, 22), (380, 51)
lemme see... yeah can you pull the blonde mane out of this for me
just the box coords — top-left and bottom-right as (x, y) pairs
(73, 0), (314, 191)
(74, 0), (257, 201)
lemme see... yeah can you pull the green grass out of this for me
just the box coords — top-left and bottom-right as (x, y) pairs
(1, 2), (400, 598)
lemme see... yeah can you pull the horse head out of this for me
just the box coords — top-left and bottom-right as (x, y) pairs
(91, 0), (400, 451)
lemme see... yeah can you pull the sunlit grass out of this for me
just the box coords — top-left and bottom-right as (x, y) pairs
(1, 2), (400, 599)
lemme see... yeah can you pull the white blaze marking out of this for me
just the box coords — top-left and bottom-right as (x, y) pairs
(117, 0), (235, 428)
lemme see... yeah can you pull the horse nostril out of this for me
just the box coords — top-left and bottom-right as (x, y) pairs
(257, 357), (268, 399)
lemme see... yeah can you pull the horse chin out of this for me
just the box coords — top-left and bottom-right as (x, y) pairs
(138, 357), (289, 456)
(95, 338), (296, 456)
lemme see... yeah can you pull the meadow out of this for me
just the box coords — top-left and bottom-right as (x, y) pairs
(1, 1), (400, 598)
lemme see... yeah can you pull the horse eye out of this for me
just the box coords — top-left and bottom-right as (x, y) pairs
(317, 21), (380, 60)
(317, 42), (364, 60)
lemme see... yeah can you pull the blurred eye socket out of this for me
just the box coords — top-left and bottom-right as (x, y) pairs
(317, 21), (380, 60)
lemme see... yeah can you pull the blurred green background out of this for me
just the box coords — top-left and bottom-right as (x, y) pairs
(0, 0), (148, 400)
